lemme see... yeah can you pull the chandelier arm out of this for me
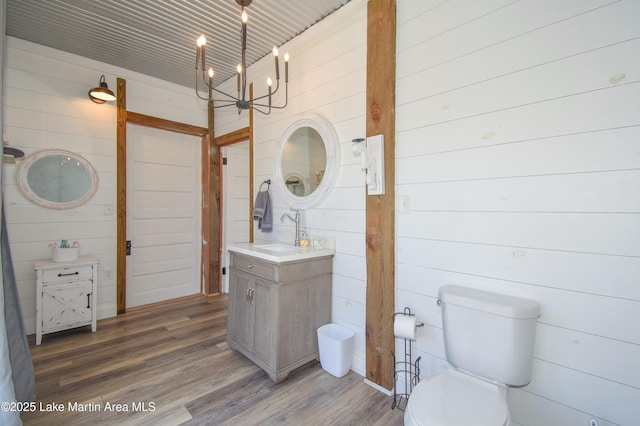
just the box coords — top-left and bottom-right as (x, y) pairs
(251, 104), (272, 115)
(200, 72), (211, 87)
(252, 79), (285, 102)
(262, 85), (288, 110)
(212, 87), (241, 100)
(251, 101), (286, 110)
(195, 72), (211, 101)
(195, 91), (210, 101)
(269, 78), (281, 96)
(213, 101), (241, 109)
(251, 92), (270, 102)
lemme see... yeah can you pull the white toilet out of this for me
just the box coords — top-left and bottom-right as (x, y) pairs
(404, 285), (540, 426)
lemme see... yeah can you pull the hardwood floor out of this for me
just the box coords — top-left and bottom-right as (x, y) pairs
(22, 295), (404, 425)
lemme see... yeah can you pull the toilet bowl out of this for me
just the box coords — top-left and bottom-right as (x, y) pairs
(403, 285), (540, 426)
(404, 369), (509, 426)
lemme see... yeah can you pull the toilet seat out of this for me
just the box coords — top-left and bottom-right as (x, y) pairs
(404, 369), (509, 426)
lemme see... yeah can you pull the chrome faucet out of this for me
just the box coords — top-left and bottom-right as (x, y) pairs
(280, 208), (301, 246)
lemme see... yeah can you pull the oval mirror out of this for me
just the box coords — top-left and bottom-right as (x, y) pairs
(274, 113), (339, 209)
(17, 149), (99, 210)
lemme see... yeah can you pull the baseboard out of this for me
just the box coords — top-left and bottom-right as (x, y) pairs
(364, 378), (393, 395)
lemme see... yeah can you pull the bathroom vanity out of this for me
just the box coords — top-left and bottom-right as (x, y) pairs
(35, 256), (99, 345)
(227, 243), (334, 383)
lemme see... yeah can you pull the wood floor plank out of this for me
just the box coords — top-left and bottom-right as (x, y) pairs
(22, 295), (404, 425)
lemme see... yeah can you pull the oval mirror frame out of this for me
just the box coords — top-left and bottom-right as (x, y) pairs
(274, 113), (340, 209)
(16, 149), (99, 210)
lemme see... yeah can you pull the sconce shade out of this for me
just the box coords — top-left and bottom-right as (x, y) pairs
(88, 75), (116, 103)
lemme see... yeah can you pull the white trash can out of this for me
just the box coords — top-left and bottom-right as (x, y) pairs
(317, 323), (355, 378)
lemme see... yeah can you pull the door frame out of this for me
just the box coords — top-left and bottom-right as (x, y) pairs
(116, 78), (251, 313)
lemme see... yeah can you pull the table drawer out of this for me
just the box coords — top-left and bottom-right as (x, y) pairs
(231, 253), (277, 281)
(42, 264), (94, 284)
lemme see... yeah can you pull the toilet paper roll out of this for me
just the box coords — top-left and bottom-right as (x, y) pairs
(394, 314), (417, 340)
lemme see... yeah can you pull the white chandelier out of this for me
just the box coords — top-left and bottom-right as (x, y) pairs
(195, 0), (289, 115)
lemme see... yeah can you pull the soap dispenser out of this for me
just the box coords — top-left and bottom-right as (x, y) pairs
(299, 229), (311, 247)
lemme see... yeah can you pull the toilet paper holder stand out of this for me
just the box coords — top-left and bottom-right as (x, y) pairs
(391, 307), (424, 411)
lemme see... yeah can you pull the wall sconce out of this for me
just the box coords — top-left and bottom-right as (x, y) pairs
(352, 135), (385, 195)
(88, 75), (116, 103)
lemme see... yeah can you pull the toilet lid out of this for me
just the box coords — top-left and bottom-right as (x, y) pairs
(407, 369), (508, 426)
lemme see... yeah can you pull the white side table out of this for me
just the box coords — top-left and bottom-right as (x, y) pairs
(35, 255), (99, 345)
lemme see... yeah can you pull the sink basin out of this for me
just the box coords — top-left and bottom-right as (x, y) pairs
(253, 244), (298, 252)
(228, 242), (334, 263)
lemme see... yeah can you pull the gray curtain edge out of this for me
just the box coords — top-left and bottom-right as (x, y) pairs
(2, 203), (35, 403)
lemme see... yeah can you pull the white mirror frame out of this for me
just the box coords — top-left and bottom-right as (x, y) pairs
(274, 113), (340, 209)
(16, 148), (99, 210)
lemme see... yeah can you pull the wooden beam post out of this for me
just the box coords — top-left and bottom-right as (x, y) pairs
(208, 99), (221, 295)
(116, 78), (127, 314)
(249, 83), (255, 243)
(365, 0), (396, 390)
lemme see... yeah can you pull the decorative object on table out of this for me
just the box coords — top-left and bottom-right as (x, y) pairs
(49, 240), (81, 262)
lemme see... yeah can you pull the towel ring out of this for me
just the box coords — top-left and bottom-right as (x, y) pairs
(259, 179), (271, 192)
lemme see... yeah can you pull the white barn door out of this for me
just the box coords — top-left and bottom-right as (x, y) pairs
(126, 124), (202, 308)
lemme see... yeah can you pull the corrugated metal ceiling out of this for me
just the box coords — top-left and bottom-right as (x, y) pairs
(5, 0), (351, 88)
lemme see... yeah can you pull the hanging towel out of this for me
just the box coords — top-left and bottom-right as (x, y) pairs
(253, 190), (273, 232)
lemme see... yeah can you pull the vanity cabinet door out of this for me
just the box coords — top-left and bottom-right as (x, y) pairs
(228, 269), (255, 350)
(252, 278), (274, 366)
(42, 281), (93, 332)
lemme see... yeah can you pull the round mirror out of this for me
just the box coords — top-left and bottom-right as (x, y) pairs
(17, 149), (99, 210)
(274, 113), (339, 209)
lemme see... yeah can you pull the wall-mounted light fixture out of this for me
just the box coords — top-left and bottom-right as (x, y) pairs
(352, 135), (385, 195)
(88, 75), (116, 104)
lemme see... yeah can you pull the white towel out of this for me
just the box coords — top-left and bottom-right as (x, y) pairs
(253, 191), (272, 232)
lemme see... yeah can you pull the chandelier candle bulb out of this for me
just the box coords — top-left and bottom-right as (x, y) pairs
(241, 11), (248, 48)
(267, 78), (272, 106)
(197, 35), (206, 71)
(285, 53), (289, 82)
(236, 65), (242, 93)
(274, 47), (280, 80)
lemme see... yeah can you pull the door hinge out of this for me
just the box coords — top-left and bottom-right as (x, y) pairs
(126, 240), (132, 255)
(222, 267), (226, 275)
(222, 157), (228, 165)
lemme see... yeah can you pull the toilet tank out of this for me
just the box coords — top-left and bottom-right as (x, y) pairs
(439, 285), (540, 386)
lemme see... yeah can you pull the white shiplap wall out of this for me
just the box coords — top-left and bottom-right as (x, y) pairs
(216, 0), (369, 375)
(396, 1), (640, 425)
(3, 36), (207, 333)
(6, 0), (637, 423)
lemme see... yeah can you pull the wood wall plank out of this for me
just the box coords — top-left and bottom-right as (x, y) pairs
(365, 0), (396, 390)
(396, 0), (640, 424)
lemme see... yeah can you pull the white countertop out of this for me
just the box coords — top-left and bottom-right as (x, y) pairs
(228, 243), (335, 263)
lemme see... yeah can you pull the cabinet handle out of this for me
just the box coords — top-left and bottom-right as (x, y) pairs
(246, 287), (255, 303)
(87, 293), (91, 309)
(58, 272), (80, 277)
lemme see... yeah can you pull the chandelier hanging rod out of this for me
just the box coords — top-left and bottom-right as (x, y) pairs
(194, 0), (289, 115)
